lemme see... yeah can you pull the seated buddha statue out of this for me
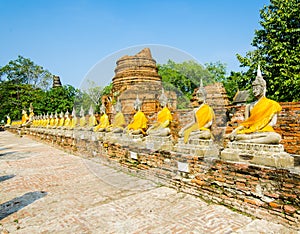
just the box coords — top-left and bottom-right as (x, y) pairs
(88, 105), (97, 130)
(146, 89), (172, 136)
(45, 113), (50, 128)
(70, 108), (77, 129)
(49, 113), (55, 128)
(63, 110), (71, 129)
(126, 96), (148, 135)
(28, 103), (34, 123)
(227, 66), (282, 144)
(53, 112), (60, 128)
(21, 109), (29, 126)
(94, 104), (110, 132)
(57, 111), (65, 128)
(79, 106), (86, 128)
(178, 80), (214, 144)
(108, 98), (126, 133)
(5, 114), (11, 127)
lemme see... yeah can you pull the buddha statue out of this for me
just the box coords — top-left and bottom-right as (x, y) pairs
(146, 89), (172, 136)
(108, 98), (126, 133)
(88, 105), (97, 129)
(45, 113), (50, 127)
(63, 110), (71, 129)
(28, 103), (34, 122)
(21, 109), (29, 126)
(5, 114), (11, 127)
(227, 66), (282, 144)
(79, 106), (86, 128)
(53, 112), (59, 128)
(94, 104), (110, 132)
(49, 113), (55, 128)
(178, 80), (214, 144)
(70, 107), (77, 129)
(58, 111), (65, 128)
(126, 95), (148, 135)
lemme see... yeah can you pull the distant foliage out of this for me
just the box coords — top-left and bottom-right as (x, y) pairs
(158, 60), (228, 108)
(0, 56), (79, 121)
(0, 55), (53, 90)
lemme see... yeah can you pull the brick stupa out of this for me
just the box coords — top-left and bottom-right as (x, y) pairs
(111, 48), (176, 124)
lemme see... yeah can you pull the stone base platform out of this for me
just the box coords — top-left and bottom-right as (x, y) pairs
(145, 135), (173, 151)
(118, 134), (145, 148)
(221, 142), (294, 168)
(174, 138), (219, 158)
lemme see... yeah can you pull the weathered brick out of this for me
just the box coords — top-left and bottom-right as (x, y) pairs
(284, 205), (297, 214)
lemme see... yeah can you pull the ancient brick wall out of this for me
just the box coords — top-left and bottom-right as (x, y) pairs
(276, 102), (300, 155)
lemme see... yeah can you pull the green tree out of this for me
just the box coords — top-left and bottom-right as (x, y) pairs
(237, 0), (300, 101)
(0, 81), (45, 121)
(205, 61), (227, 83)
(0, 55), (53, 90)
(42, 85), (78, 114)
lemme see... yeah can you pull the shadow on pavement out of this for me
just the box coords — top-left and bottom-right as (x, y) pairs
(0, 191), (47, 220)
(0, 152), (17, 157)
(0, 174), (15, 182)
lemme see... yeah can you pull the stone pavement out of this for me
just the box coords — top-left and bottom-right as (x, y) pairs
(0, 131), (297, 233)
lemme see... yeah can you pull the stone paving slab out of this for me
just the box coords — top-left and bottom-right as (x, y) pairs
(0, 131), (297, 233)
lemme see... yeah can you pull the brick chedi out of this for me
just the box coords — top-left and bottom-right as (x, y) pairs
(52, 75), (62, 88)
(110, 48), (175, 125)
(112, 48), (162, 93)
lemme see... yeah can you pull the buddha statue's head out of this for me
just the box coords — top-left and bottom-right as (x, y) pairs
(134, 95), (142, 111)
(196, 79), (206, 104)
(159, 88), (168, 108)
(252, 65), (267, 99)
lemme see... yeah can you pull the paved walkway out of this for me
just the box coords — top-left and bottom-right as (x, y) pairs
(0, 131), (297, 233)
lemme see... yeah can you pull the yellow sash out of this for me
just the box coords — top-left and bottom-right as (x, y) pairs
(128, 111), (148, 132)
(184, 104), (214, 143)
(238, 97), (282, 134)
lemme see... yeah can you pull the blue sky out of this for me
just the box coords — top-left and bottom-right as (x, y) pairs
(1, 0), (270, 88)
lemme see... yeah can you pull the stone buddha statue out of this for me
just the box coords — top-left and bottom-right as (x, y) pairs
(88, 105), (97, 130)
(146, 89), (172, 136)
(45, 113), (50, 127)
(5, 114), (11, 127)
(94, 104), (110, 132)
(41, 114), (46, 127)
(126, 95), (148, 135)
(58, 111), (65, 128)
(178, 80), (214, 144)
(108, 98), (126, 133)
(63, 110), (71, 129)
(79, 106), (86, 128)
(227, 66), (282, 144)
(21, 109), (29, 126)
(49, 113), (54, 128)
(70, 107), (77, 129)
(28, 103), (34, 123)
(53, 112), (59, 128)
